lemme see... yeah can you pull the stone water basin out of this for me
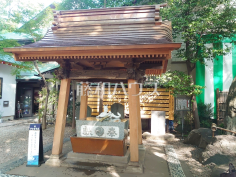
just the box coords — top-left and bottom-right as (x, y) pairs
(76, 117), (129, 140)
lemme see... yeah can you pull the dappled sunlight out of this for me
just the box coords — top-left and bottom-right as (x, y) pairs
(154, 35), (164, 40)
(147, 146), (167, 162)
(5, 148), (11, 153)
(6, 139), (12, 143)
(153, 151), (165, 157)
(88, 26), (103, 36)
(108, 171), (120, 177)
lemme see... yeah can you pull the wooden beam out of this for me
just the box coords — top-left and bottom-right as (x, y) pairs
(162, 60), (168, 73)
(4, 43), (182, 53)
(58, 13), (155, 23)
(79, 82), (88, 120)
(128, 79), (139, 162)
(139, 63), (162, 70)
(70, 70), (128, 80)
(52, 78), (71, 155)
(74, 79), (128, 83)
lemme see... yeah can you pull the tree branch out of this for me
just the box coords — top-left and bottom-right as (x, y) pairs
(34, 61), (47, 87)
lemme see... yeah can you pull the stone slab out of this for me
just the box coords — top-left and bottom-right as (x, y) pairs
(75, 105), (91, 119)
(151, 111), (166, 135)
(111, 103), (125, 119)
(76, 120), (129, 140)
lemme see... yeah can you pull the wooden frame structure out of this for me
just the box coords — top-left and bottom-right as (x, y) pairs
(5, 5), (181, 163)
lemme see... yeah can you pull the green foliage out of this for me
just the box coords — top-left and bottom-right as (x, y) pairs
(198, 102), (214, 121)
(1, 0), (55, 75)
(37, 75), (59, 121)
(57, 0), (99, 10)
(13, 4), (55, 42)
(57, 0), (165, 10)
(197, 102), (214, 128)
(174, 111), (193, 133)
(158, 70), (205, 96)
(161, 0), (236, 67)
(0, 38), (20, 56)
(67, 98), (80, 124)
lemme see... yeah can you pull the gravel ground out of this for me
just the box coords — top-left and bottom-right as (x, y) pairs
(0, 123), (76, 166)
(168, 138), (212, 177)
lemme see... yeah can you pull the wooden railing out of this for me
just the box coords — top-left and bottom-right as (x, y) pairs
(216, 88), (228, 121)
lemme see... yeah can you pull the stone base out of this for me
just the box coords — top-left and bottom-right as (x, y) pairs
(125, 161), (143, 174)
(125, 145), (145, 174)
(65, 147), (130, 166)
(138, 144), (146, 151)
(61, 146), (145, 174)
(45, 154), (64, 167)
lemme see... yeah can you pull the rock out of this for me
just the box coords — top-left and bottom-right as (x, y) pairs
(142, 132), (175, 141)
(183, 128), (213, 149)
(225, 76), (236, 134)
(199, 135), (236, 165)
(224, 116), (236, 135)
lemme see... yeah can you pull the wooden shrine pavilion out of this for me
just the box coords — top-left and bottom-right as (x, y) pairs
(5, 4), (181, 166)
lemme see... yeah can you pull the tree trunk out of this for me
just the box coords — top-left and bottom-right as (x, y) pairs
(34, 61), (50, 130)
(186, 59), (200, 129)
(104, 0), (106, 8)
(192, 95), (200, 129)
(42, 87), (50, 130)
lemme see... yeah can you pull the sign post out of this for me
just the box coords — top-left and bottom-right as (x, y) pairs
(26, 124), (44, 167)
(176, 98), (190, 140)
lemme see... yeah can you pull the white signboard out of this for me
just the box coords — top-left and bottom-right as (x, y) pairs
(176, 98), (190, 110)
(27, 124), (40, 166)
(81, 125), (119, 139)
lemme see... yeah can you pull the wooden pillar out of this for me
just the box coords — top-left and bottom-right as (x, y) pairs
(128, 79), (139, 162)
(136, 84), (142, 145)
(99, 83), (104, 114)
(79, 82), (88, 120)
(52, 78), (71, 155)
(72, 81), (76, 129)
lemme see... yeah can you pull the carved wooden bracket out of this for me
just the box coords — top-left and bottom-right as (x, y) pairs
(55, 60), (71, 79)
(125, 61), (145, 83)
(127, 68), (146, 83)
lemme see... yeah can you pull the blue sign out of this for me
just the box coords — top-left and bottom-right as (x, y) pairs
(27, 124), (44, 167)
